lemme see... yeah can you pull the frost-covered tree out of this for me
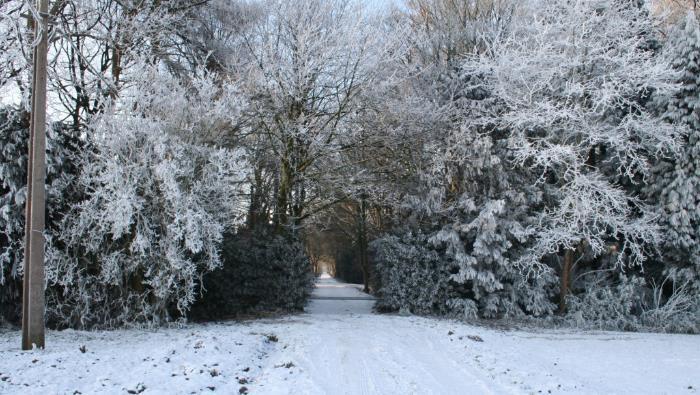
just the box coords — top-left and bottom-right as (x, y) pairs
(47, 66), (247, 329)
(462, 0), (682, 312)
(0, 107), (83, 324)
(370, 0), (557, 318)
(239, 0), (398, 231)
(654, 0), (700, 25)
(0, 0), (213, 127)
(424, 133), (557, 317)
(0, 109), (30, 297)
(394, 113), (558, 318)
(405, 0), (515, 64)
(0, 0), (33, 106)
(650, 12), (700, 306)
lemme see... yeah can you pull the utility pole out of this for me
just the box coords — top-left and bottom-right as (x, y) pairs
(22, 0), (50, 350)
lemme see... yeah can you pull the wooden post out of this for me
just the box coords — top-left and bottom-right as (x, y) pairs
(22, 0), (50, 350)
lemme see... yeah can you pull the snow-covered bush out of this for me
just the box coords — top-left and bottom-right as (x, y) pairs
(373, 224), (558, 318)
(640, 276), (699, 333)
(373, 0), (688, 327)
(372, 232), (454, 315)
(46, 67), (247, 329)
(190, 228), (314, 320)
(565, 274), (647, 331)
(0, 107), (83, 324)
(565, 272), (699, 333)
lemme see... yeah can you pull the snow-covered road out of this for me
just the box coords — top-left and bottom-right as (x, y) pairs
(1, 275), (699, 394)
(256, 274), (501, 394)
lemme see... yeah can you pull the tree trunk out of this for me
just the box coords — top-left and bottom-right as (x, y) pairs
(358, 197), (370, 293)
(559, 248), (574, 315)
(275, 158), (292, 232)
(247, 165), (264, 228)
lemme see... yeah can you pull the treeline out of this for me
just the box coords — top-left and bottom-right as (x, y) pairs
(1, 0), (699, 333)
(1, 0), (321, 328)
(308, 0), (700, 333)
(364, 0), (700, 333)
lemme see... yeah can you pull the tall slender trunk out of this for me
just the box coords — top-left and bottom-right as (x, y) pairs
(559, 248), (574, 314)
(247, 165), (265, 228)
(275, 157), (292, 232)
(111, 44), (122, 99)
(358, 197), (370, 293)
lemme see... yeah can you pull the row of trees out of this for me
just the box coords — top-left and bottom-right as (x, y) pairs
(1, 0), (698, 332)
(367, 0), (700, 332)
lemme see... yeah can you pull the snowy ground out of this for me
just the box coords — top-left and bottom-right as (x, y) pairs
(1, 275), (698, 394)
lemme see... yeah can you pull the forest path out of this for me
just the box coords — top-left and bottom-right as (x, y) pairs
(251, 275), (506, 394)
(306, 273), (375, 314)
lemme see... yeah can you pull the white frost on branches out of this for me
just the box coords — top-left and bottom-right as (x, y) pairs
(463, 0), (684, 271)
(47, 65), (247, 328)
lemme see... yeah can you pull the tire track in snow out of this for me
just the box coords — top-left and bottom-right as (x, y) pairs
(251, 276), (511, 394)
(377, 316), (505, 395)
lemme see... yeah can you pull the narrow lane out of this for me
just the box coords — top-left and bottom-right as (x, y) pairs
(306, 273), (375, 314)
(254, 274), (507, 394)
